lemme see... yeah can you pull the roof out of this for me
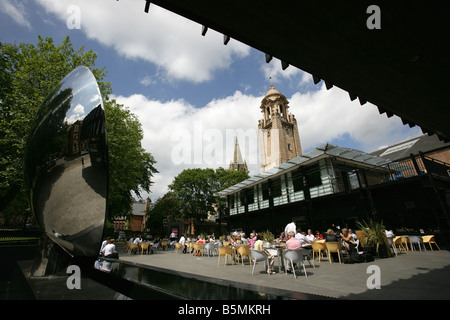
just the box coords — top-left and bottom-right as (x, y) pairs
(370, 134), (450, 162)
(218, 144), (393, 196)
(145, 1), (450, 142)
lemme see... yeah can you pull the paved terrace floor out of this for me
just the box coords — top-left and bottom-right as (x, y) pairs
(117, 243), (450, 300)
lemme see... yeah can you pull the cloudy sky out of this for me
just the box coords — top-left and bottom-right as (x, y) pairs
(1, 0), (422, 201)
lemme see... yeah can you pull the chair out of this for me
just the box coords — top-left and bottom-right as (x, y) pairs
(401, 236), (411, 251)
(174, 242), (184, 254)
(422, 235), (440, 251)
(187, 242), (195, 254)
(325, 242), (343, 264)
(393, 236), (407, 254)
(283, 250), (312, 278)
(127, 243), (138, 255)
(218, 246), (234, 266)
(311, 241), (327, 262)
(236, 245), (251, 266)
(204, 243), (216, 256)
(160, 241), (168, 250)
(151, 242), (160, 253)
(250, 249), (269, 275)
(140, 242), (150, 255)
(223, 241), (231, 246)
(387, 237), (397, 256)
(408, 236), (424, 252)
(192, 243), (204, 256)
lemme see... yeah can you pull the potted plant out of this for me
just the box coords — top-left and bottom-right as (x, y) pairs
(262, 230), (274, 248)
(356, 219), (390, 258)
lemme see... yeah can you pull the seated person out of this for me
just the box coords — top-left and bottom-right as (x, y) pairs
(249, 233), (256, 248)
(285, 232), (304, 273)
(340, 228), (357, 252)
(315, 230), (324, 240)
(325, 229), (338, 242)
(253, 233), (276, 275)
(305, 229), (315, 243)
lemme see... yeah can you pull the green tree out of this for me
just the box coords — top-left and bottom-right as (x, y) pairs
(147, 192), (179, 237)
(105, 100), (158, 219)
(0, 36), (111, 219)
(168, 167), (249, 224)
(0, 36), (157, 225)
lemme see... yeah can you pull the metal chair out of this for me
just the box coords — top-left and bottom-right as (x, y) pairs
(204, 243), (216, 257)
(250, 249), (269, 275)
(408, 236), (425, 251)
(151, 242), (160, 254)
(283, 250), (311, 278)
(387, 237), (397, 256)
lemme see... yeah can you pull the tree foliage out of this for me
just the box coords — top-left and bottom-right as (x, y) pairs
(105, 100), (158, 219)
(0, 36), (157, 224)
(167, 167), (249, 222)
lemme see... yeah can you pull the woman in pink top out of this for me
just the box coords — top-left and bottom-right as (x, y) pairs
(285, 231), (303, 250)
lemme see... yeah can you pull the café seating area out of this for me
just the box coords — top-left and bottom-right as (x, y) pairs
(122, 232), (441, 279)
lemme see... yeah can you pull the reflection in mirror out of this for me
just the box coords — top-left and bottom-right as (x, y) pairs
(24, 66), (108, 259)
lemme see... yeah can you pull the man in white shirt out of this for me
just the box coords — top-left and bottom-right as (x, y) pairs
(179, 234), (186, 253)
(133, 235), (142, 245)
(284, 220), (296, 236)
(305, 229), (315, 243)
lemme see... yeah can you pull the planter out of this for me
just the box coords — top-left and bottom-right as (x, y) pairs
(378, 244), (390, 259)
(362, 246), (376, 256)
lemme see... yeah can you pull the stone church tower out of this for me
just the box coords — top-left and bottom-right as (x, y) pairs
(258, 85), (302, 172)
(229, 137), (248, 173)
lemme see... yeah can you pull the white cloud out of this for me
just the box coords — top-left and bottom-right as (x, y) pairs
(35, 0), (250, 83)
(113, 86), (420, 201)
(261, 57), (312, 87)
(0, 0), (32, 29)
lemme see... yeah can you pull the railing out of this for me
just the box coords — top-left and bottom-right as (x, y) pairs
(362, 153), (450, 188)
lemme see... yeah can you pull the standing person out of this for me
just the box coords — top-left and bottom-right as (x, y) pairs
(284, 219), (296, 236)
(179, 234), (186, 254)
(254, 233), (276, 275)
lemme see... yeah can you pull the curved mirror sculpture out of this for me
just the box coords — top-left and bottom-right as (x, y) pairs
(24, 66), (108, 258)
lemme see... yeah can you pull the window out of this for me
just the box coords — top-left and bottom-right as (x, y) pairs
(261, 182), (270, 200)
(270, 178), (282, 198)
(292, 170), (304, 192)
(306, 171), (322, 188)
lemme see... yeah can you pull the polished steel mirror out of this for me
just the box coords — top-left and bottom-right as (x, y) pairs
(24, 66), (108, 258)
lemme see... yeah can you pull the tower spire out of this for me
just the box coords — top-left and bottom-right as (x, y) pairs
(229, 136), (248, 173)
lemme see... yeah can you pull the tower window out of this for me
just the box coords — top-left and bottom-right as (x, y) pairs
(288, 143), (292, 151)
